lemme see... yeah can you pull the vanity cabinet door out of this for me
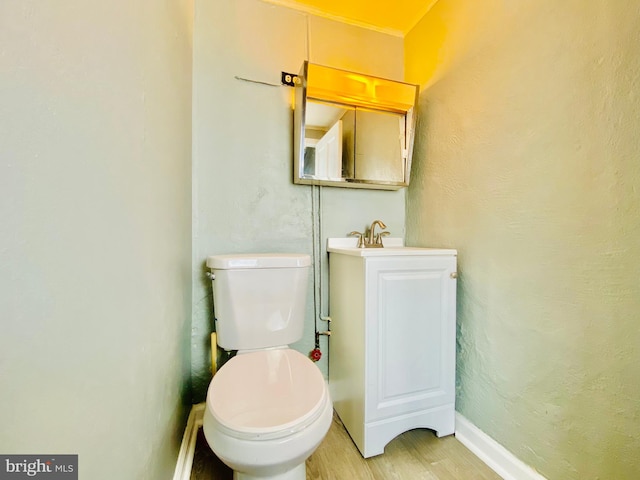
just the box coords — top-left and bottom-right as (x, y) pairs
(328, 250), (457, 458)
(364, 256), (456, 423)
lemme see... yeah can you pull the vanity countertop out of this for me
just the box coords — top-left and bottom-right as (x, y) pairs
(327, 238), (457, 257)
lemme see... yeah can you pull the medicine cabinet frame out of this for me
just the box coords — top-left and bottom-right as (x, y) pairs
(293, 61), (419, 191)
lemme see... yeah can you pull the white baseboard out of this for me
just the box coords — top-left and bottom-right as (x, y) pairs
(173, 403), (206, 480)
(455, 413), (548, 480)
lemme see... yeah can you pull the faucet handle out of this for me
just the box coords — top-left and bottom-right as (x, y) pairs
(376, 231), (390, 246)
(348, 231), (366, 248)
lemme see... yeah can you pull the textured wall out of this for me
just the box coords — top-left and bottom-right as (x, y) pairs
(405, 1), (640, 479)
(0, 1), (193, 478)
(191, 0), (405, 401)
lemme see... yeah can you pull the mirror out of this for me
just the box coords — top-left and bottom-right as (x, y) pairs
(293, 62), (419, 190)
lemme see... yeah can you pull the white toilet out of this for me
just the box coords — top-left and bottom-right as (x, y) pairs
(203, 253), (333, 480)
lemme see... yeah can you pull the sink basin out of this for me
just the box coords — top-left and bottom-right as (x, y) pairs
(326, 238), (457, 257)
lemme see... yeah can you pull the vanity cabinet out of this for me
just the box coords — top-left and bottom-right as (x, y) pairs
(328, 244), (457, 458)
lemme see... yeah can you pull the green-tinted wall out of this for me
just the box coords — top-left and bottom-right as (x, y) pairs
(405, 1), (640, 478)
(191, 0), (406, 401)
(0, 1), (193, 478)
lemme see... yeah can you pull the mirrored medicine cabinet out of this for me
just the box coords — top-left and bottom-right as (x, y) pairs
(293, 61), (419, 190)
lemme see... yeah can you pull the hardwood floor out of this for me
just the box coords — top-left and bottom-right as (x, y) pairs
(190, 412), (502, 480)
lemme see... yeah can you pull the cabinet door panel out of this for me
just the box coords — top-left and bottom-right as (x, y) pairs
(380, 270), (442, 397)
(366, 256), (455, 422)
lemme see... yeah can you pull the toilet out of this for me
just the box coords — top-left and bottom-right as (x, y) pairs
(202, 253), (333, 480)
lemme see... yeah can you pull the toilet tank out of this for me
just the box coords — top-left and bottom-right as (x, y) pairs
(206, 253), (311, 351)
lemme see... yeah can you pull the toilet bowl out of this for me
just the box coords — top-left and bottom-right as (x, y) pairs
(203, 348), (332, 480)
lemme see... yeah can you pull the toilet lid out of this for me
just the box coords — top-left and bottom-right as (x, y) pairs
(207, 348), (328, 440)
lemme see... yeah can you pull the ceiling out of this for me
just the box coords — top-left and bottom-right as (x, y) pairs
(267, 0), (440, 36)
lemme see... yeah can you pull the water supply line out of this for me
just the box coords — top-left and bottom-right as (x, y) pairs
(317, 185), (332, 329)
(309, 185), (331, 362)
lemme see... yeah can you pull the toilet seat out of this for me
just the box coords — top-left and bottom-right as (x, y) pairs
(207, 348), (329, 441)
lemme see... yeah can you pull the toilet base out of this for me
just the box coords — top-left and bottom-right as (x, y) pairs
(234, 463), (305, 480)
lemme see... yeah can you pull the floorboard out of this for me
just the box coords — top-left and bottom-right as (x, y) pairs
(190, 412), (502, 480)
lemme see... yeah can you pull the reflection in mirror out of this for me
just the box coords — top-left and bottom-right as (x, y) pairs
(302, 101), (354, 181)
(355, 109), (405, 183)
(293, 62), (419, 190)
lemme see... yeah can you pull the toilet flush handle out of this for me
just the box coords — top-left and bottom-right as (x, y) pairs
(205, 271), (215, 280)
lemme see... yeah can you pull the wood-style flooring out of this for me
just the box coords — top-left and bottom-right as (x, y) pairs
(190, 412), (502, 480)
